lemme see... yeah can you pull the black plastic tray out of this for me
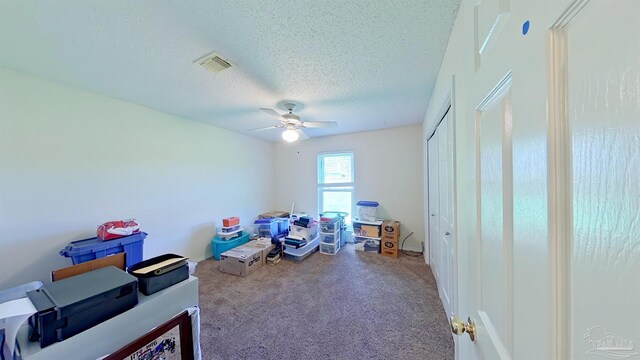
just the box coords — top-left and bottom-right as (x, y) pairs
(128, 254), (189, 295)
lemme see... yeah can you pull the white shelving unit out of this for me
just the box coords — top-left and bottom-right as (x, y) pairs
(319, 228), (341, 255)
(352, 219), (383, 252)
(319, 215), (345, 255)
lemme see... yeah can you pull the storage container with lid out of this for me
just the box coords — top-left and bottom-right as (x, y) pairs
(254, 219), (279, 238)
(319, 241), (340, 255)
(60, 232), (146, 268)
(356, 201), (379, 222)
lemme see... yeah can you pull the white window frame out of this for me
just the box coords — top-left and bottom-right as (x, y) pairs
(317, 151), (355, 223)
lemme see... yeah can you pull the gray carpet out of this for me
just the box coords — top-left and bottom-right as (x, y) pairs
(196, 245), (454, 360)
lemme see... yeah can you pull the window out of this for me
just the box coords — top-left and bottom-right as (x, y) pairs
(317, 151), (354, 224)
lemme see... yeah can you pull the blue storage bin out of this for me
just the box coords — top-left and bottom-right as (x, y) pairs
(276, 218), (290, 235)
(254, 219), (279, 238)
(212, 232), (250, 260)
(60, 232), (146, 268)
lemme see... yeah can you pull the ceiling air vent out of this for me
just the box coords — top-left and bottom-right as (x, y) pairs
(195, 52), (234, 73)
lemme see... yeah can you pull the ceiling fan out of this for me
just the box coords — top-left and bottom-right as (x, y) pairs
(252, 102), (338, 142)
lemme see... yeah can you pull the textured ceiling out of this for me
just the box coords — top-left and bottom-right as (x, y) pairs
(0, 0), (460, 141)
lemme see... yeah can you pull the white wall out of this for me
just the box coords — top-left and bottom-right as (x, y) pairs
(273, 126), (424, 252)
(0, 67), (275, 288)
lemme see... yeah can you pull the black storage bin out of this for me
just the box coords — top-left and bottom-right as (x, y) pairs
(128, 254), (189, 295)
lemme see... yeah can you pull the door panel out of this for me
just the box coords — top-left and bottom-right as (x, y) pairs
(565, 1), (640, 358)
(475, 74), (513, 359)
(438, 113), (453, 316)
(428, 135), (439, 278)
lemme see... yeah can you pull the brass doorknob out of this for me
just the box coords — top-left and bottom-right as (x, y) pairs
(450, 315), (476, 342)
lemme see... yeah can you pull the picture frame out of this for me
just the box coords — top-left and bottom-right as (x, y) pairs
(105, 310), (194, 360)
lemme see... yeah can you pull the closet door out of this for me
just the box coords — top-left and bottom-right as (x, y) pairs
(427, 134), (440, 282)
(437, 112), (454, 317)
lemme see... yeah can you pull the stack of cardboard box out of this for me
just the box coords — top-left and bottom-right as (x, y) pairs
(381, 221), (401, 258)
(218, 240), (274, 277)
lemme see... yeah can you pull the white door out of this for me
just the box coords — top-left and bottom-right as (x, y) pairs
(559, 1), (640, 358)
(454, 1), (569, 359)
(452, 1), (639, 359)
(437, 110), (455, 317)
(427, 134), (440, 281)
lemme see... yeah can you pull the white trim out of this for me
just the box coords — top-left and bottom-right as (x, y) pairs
(548, 1), (590, 358)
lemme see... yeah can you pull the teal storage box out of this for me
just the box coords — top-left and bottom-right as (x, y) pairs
(212, 232), (250, 260)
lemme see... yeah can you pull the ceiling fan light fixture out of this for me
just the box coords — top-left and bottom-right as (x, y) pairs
(282, 129), (299, 142)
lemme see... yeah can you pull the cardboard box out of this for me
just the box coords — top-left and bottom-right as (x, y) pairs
(381, 248), (398, 258)
(259, 210), (290, 219)
(52, 252), (125, 282)
(382, 221), (401, 241)
(381, 239), (398, 252)
(240, 240), (274, 266)
(219, 243), (263, 277)
(352, 223), (381, 238)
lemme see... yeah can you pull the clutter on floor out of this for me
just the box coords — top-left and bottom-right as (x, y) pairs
(213, 204), (405, 276)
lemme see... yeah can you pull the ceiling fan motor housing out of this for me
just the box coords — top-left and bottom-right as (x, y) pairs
(282, 113), (301, 125)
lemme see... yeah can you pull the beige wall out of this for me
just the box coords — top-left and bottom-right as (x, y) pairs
(0, 67), (275, 288)
(273, 126), (425, 252)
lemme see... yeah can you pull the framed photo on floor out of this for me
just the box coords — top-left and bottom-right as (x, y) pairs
(105, 310), (194, 360)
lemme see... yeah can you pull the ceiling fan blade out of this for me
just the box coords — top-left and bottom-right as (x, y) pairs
(302, 121), (338, 128)
(297, 128), (310, 141)
(260, 108), (284, 121)
(250, 125), (282, 132)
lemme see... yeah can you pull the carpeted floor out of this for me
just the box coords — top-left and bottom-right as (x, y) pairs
(196, 245), (454, 360)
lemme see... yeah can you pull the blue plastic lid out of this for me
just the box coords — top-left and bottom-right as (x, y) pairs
(60, 232), (147, 256)
(356, 201), (379, 207)
(254, 218), (276, 224)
